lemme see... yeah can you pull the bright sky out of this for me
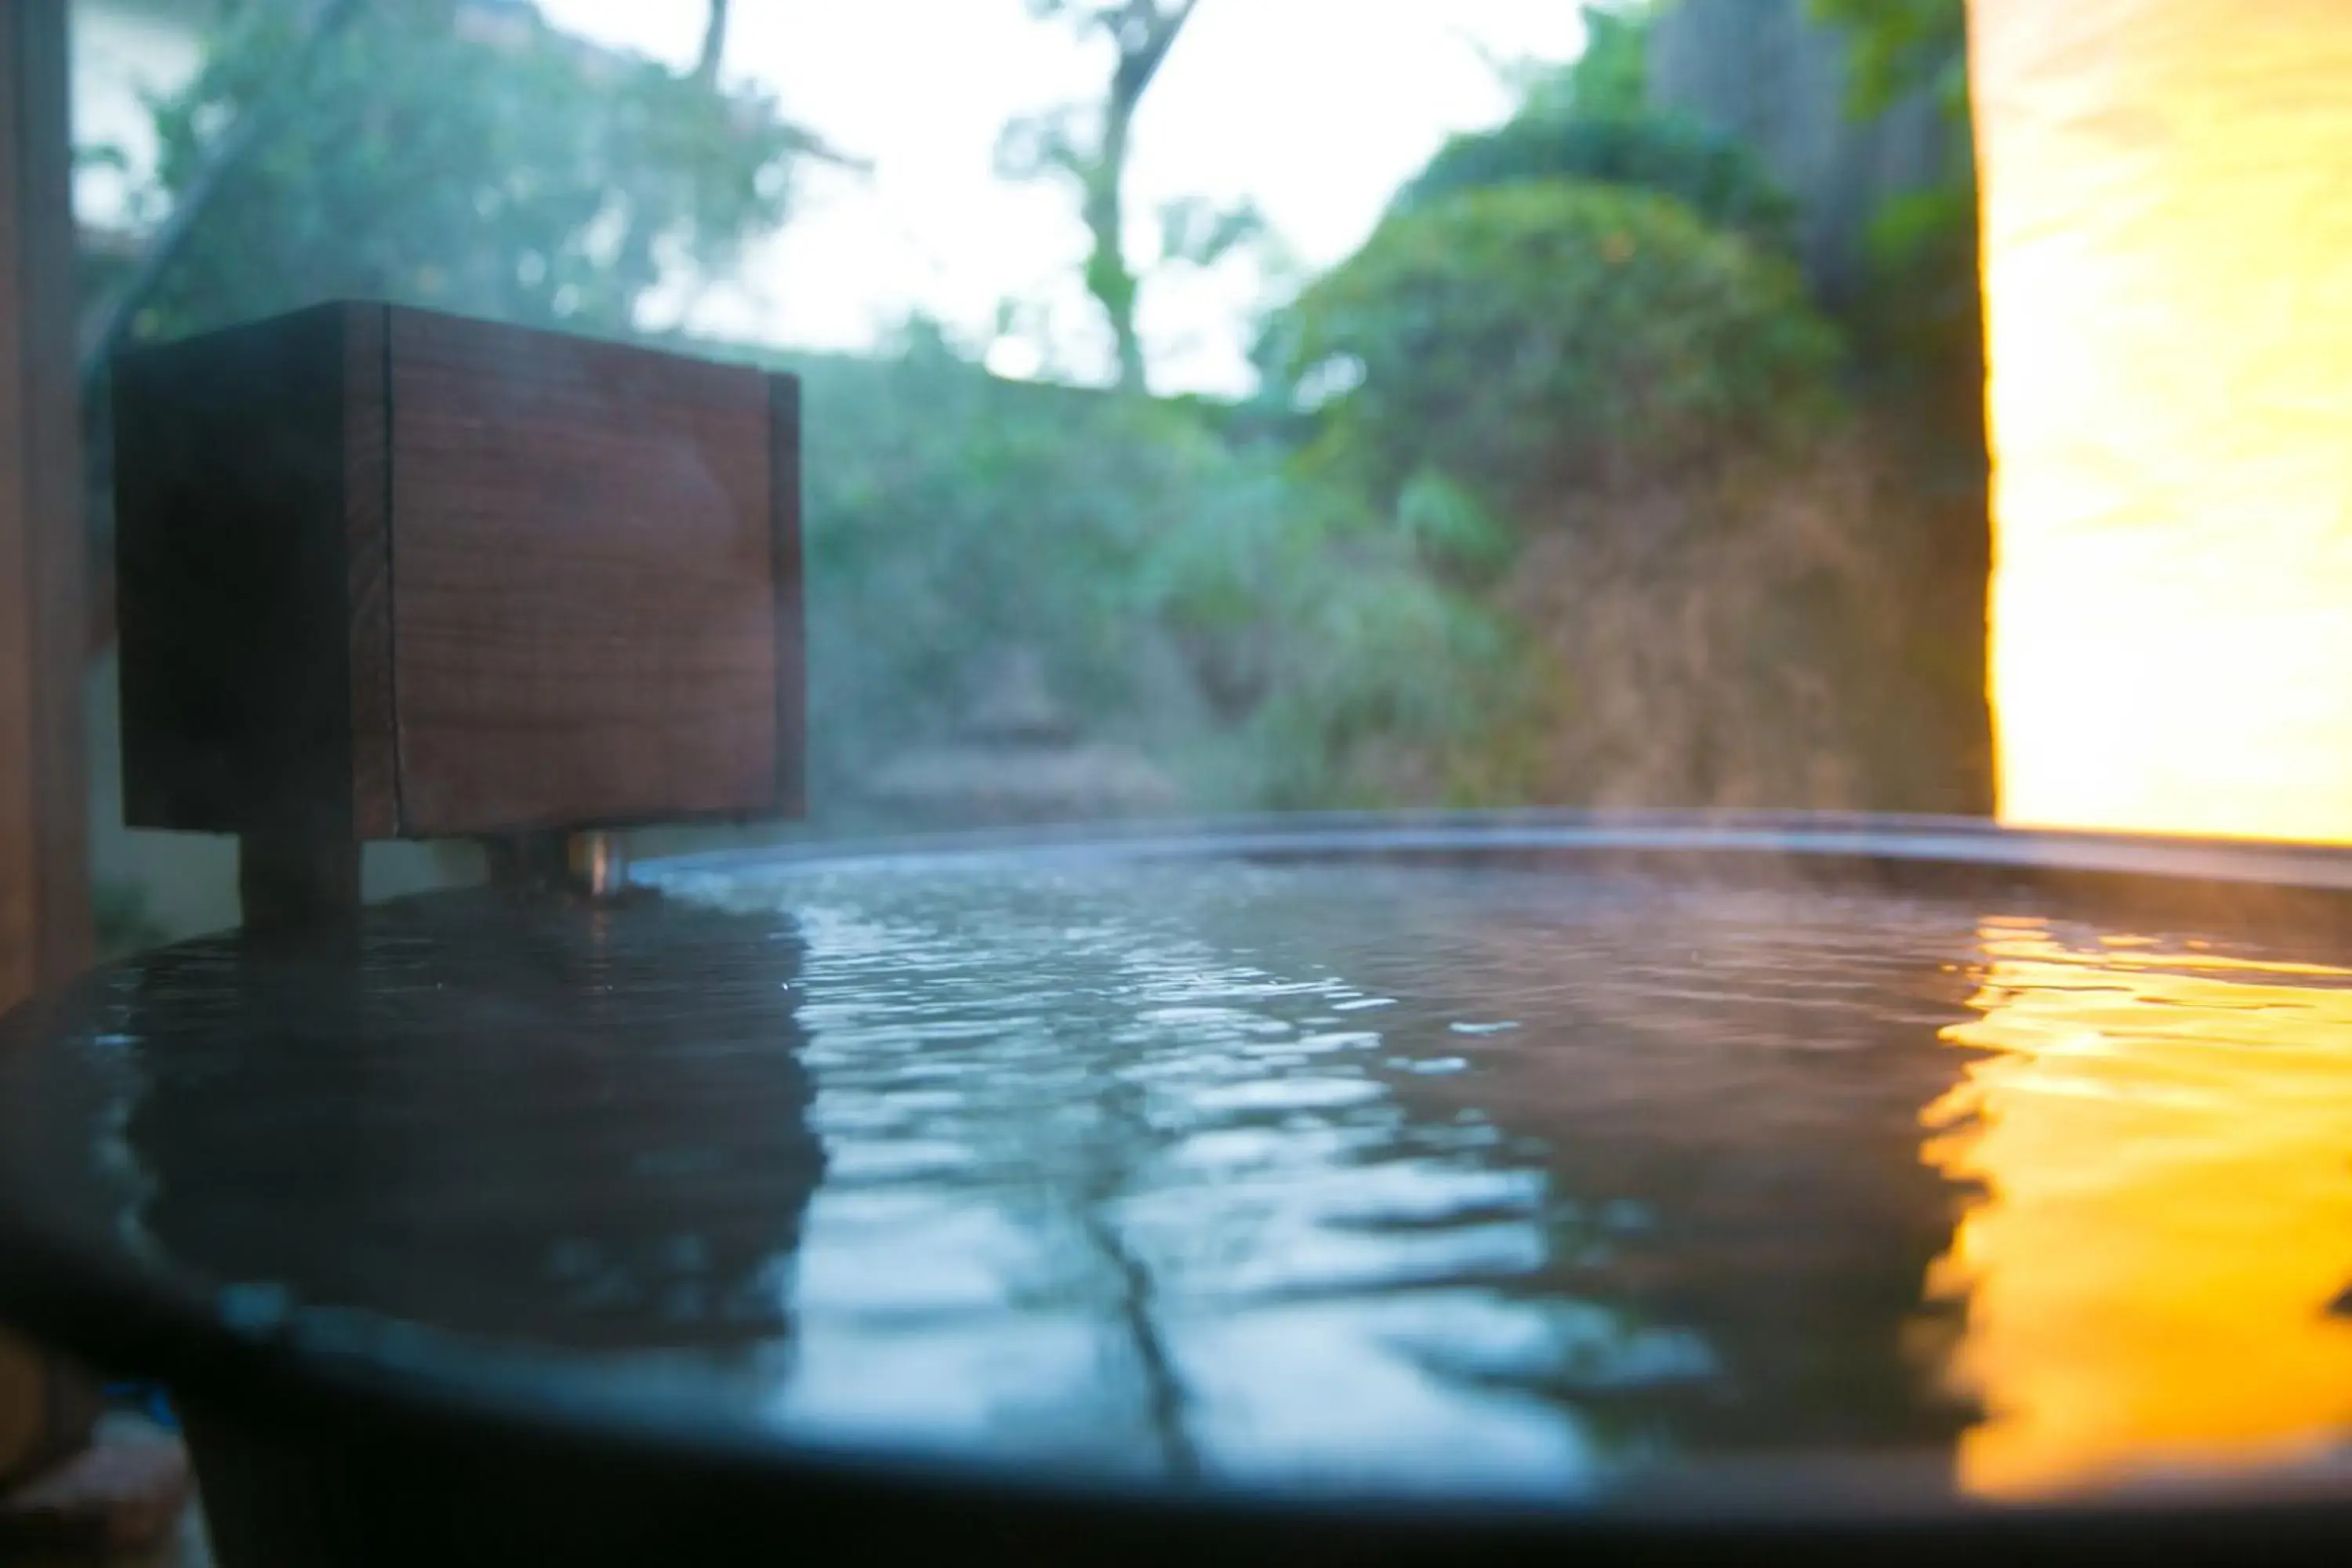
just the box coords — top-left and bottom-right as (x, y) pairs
(535, 0), (1587, 394)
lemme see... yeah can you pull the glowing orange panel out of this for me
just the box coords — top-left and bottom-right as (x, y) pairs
(1971, 0), (2352, 841)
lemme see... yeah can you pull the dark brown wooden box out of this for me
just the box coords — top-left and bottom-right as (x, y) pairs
(113, 303), (802, 843)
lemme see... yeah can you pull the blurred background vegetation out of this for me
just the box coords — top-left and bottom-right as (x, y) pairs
(71, 0), (1984, 949)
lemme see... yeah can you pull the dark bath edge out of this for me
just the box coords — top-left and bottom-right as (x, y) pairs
(649, 808), (2352, 946)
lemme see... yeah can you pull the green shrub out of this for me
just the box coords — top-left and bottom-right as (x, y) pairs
(1534, 3), (1653, 120)
(788, 329), (1198, 809)
(1856, 182), (1984, 425)
(763, 326), (1533, 817)
(1135, 458), (1548, 808)
(1273, 182), (1843, 524)
(1399, 114), (1799, 257)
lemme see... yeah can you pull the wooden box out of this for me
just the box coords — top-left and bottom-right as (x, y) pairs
(112, 303), (803, 844)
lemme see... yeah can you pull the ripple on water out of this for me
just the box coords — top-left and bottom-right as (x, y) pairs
(690, 860), (2352, 1500)
(19, 855), (2352, 1506)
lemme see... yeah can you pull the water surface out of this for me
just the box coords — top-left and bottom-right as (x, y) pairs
(9, 852), (2352, 1504)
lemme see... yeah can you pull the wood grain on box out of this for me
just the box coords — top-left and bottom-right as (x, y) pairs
(113, 302), (804, 860)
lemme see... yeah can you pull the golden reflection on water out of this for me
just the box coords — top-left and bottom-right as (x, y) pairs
(1920, 917), (2352, 1497)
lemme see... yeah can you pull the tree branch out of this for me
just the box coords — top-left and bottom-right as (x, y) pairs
(1004, 0), (1201, 390)
(693, 0), (729, 87)
(75, 0), (361, 395)
(1110, 0), (1196, 104)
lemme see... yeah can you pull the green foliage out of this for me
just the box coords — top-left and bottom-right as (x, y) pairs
(1521, 2), (1653, 120)
(1858, 182), (1981, 408)
(1139, 454), (1545, 808)
(1228, 566), (1553, 809)
(790, 328), (1177, 794)
(996, 0), (1202, 390)
(1802, 0), (1977, 310)
(1400, 113), (1799, 256)
(132, 0), (811, 342)
(772, 328), (1533, 814)
(1808, 0), (1969, 122)
(1155, 194), (1267, 269)
(1809, 0), (1984, 432)
(1275, 182), (1843, 522)
(1413, 0), (1795, 260)
(1394, 469), (1517, 583)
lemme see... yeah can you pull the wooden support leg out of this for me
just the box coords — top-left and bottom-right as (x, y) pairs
(239, 828), (364, 933)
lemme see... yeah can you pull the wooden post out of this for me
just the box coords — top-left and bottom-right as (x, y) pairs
(0, 0), (97, 1501)
(0, 0), (87, 1003)
(3, 19), (197, 1551)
